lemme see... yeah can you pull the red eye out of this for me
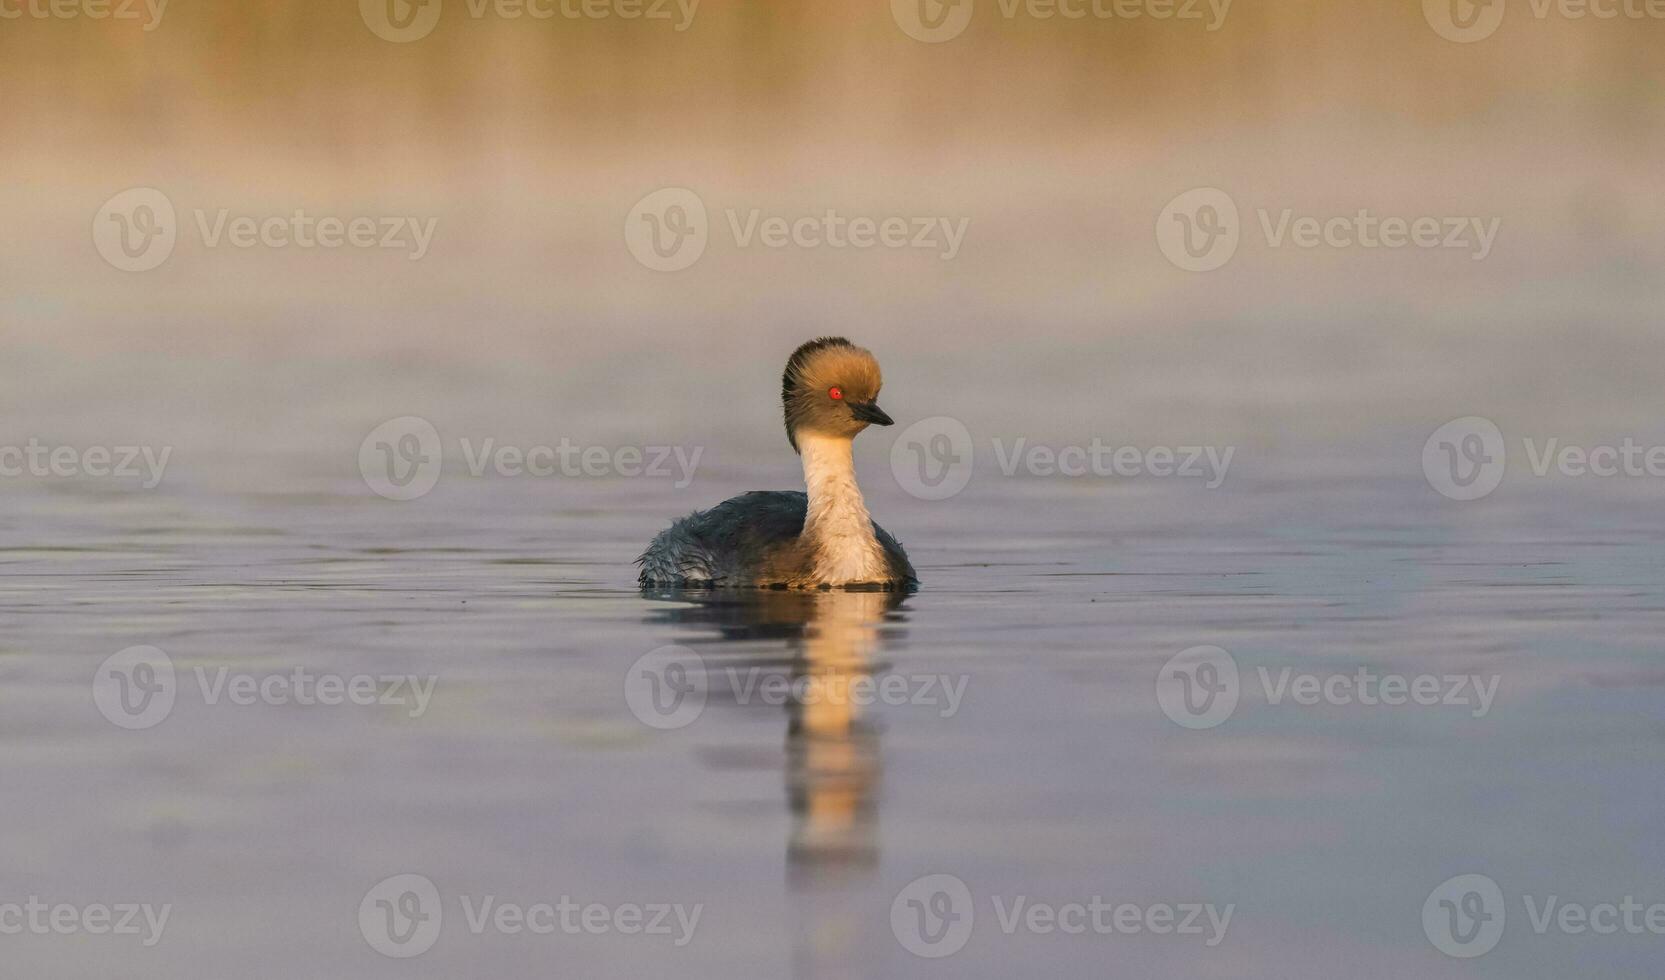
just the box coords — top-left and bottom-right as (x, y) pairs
(828, 386), (843, 400)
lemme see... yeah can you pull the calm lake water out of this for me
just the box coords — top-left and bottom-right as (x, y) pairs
(3, 438), (1663, 979)
(4, 1), (1661, 973)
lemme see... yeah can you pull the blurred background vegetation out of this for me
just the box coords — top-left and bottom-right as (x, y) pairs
(3, 1), (1663, 463)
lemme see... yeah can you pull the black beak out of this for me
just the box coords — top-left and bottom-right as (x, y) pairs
(849, 401), (893, 426)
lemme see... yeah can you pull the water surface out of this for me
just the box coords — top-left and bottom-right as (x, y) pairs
(3, 450), (1662, 978)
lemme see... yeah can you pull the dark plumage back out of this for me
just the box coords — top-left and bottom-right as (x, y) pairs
(637, 491), (917, 590)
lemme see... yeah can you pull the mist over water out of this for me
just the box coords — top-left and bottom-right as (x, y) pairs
(5, 3), (1664, 455)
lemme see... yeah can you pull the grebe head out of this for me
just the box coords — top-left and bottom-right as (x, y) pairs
(781, 337), (893, 452)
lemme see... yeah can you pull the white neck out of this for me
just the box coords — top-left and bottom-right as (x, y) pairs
(798, 433), (888, 584)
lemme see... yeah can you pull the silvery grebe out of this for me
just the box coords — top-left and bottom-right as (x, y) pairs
(637, 338), (917, 590)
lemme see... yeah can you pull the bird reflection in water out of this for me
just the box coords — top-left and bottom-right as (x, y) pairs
(641, 588), (908, 979)
(639, 589), (907, 876)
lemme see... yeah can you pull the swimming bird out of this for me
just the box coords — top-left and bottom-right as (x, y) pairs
(637, 338), (917, 590)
